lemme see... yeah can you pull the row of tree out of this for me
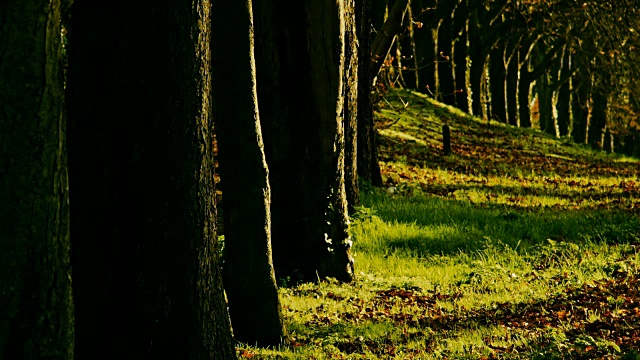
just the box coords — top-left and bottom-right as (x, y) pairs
(376, 0), (640, 156)
(1, 0), (394, 357)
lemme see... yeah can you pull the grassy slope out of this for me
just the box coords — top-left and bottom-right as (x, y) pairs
(240, 90), (640, 359)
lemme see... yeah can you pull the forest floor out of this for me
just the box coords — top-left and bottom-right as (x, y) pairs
(238, 89), (640, 359)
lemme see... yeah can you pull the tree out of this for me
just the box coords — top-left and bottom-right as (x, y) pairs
(253, 0), (355, 282)
(66, 1), (236, 358)
(357, 0), (384, 187)
(0, 1), (74, 357)
(211, 0), (287, 347)
(344, 0), (360, 210)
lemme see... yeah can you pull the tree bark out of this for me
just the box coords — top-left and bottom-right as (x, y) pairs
(344, 0), (360, 210)
(489, 46), (507, 123)
(66, 1), (237, 358)
(588, 92), (608, 149)
(254, 0), (355, 282)
(211, 0), (287, 347)
(413, 0), (438, 94)
(506, 51), (519, 126)
(356, 0), (384, 187)
(0, 1), (74, 357)
(437, 13), (455, 105)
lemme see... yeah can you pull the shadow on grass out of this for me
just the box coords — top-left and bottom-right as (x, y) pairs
(358, 192), (640, 257)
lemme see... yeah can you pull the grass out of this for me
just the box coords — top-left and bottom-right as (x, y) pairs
(237, 89), (640, 359)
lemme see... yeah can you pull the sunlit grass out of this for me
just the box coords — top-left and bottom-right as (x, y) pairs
(237, 90), (640, 359)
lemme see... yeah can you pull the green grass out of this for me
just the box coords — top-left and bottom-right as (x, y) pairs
(237, 90), (640, 359)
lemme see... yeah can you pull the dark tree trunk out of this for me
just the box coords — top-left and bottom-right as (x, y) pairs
(437, 15), (456, 105)
(211, 0), (287, 347)
(489, 46), (507, 123)
(556, 81), (571, 137)
(370, 0), (410, 82)
(571, 80), (590, 144)
(468, 10), (486, 117)
(0, 1), (74, 357)
(412, 0), (438, 94)
(538, 73), (555, 135)
(254, 0), (355, 283)
(451, 0), (469, 110)
(588, 92), (608, 149)
(517, 47), (533, 128)
(442, 124), (452, 155)
(399, 5), (419, 89)
(506, 53), (518, 125)
(453, 26), (469, 111)
(357, 0), (384, 187)
(66, 1), (237, 358)
(556, 52), (572, 136)
(344, 0), (360, 210)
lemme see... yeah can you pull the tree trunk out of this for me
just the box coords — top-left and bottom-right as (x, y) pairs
(211, 0), (287, 347)
(517, 47), (533, 128)
(254, 0), (355, 283)
(453, 25), (469, 111)
(399, 5), (419, 89)
(538, 73), (555, 135)
(0, 1), (74, 357)
(467, 10), (483, 116)
(344, 0), (360, 210)
(571, 80), (590, 144)
(588, 92), (607, 149)
(556, 52), (571, 136)
(489, 46), (507, 123)
(437, 14), (455, 105)
(506, 52), (518, 125)
(356, 0), (384, 187)
(66, 1), (237, 358)
(413, 0), (438, 94)
(370, 0), (410, 82)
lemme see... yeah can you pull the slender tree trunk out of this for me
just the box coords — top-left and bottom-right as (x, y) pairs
(588, 92), (608, 149)
(400, 4), (419, 89)
(450, 0), (468, 110)
(517, 47), (533, 128)
(489, 46), (507, 123)
(538, 73), (555, 135)
(356, 0), (384, 187)
(572, 80), (590, 144)
(506, 52), (518, 125)
(370, 0), (410, 82)
(555, 51), (571, 136)
(344, 0), (360, 210)
(211, 0), (287, 347)
(453, 25), (469, 111)
(437, 14), (455, 105)
(0, 1), (74, 357)
(413, 0), (438, 94)
(66, 1), (237, 358)
(254, 0), (355, 282)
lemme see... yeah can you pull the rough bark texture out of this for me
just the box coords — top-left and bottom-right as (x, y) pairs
(66, 1), (237, 358)
(344, 0), (360, 211)
(254, 0), (355, 283)
(0, 1), (74, 358)
(211, 0), (286, 347)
